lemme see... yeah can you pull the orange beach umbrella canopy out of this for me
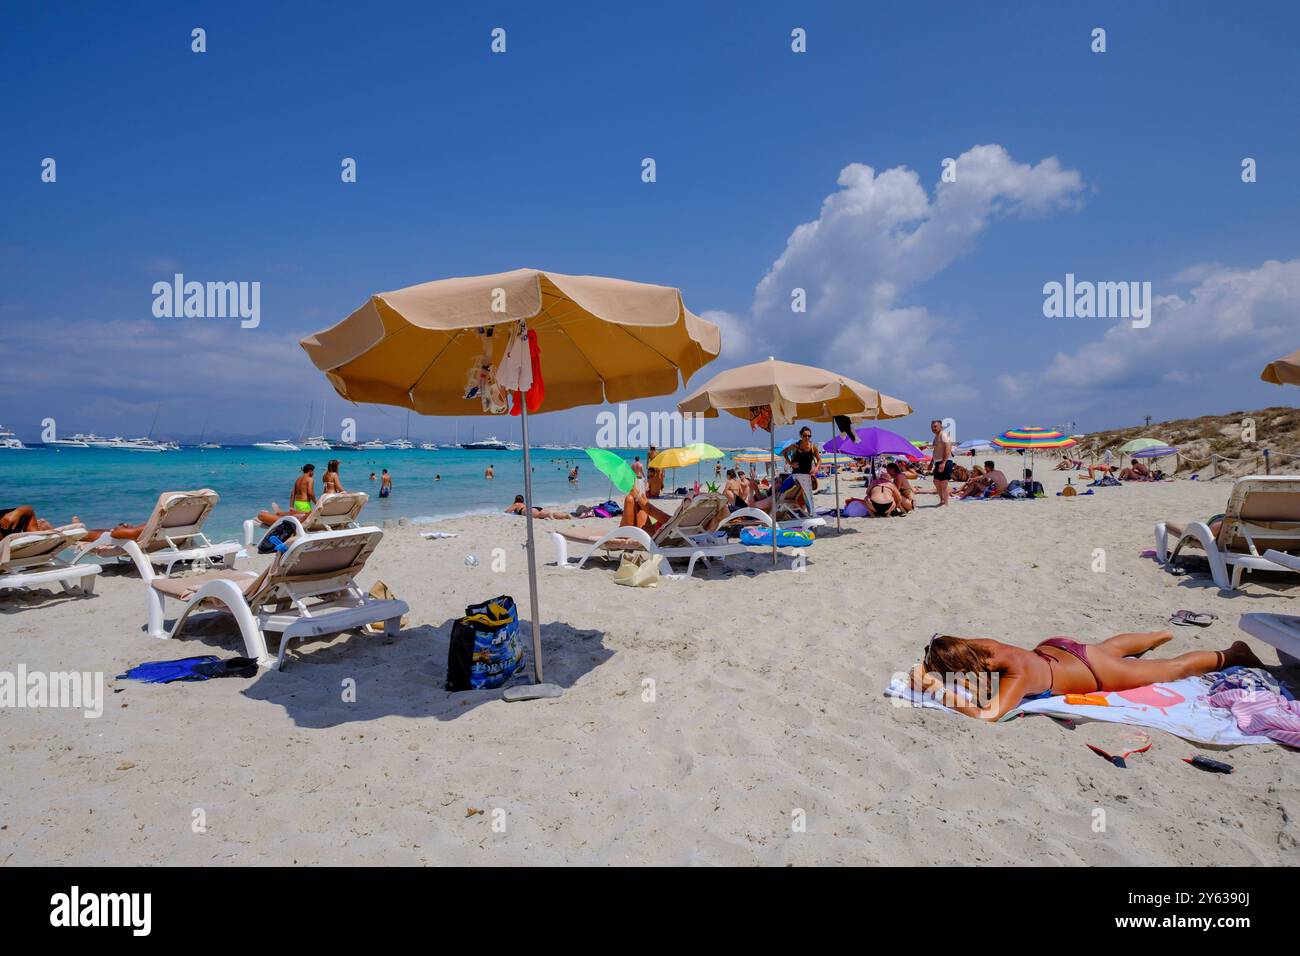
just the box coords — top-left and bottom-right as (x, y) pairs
(300, 268), (721, 414)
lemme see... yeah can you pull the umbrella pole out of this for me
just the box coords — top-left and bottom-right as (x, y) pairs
(519, 400), (545, 685)
(830, 418), (840, 534)
(770, 425), (777, 565)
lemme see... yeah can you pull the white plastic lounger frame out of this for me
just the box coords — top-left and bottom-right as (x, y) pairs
(241, 491), (369, 546)
(73, 489), (241, 577)
(0, 527), (101, 599)
(718, 507), (827, 533)
(551, 494), (749, 578)
(550, 525), (748, 579)
(1238, 611), (1300, 665)
(143, 520), (406, 669)
(1153, 475), (1300, 591)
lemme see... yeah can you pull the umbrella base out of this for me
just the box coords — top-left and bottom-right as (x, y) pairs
(503, 682), (564, 702)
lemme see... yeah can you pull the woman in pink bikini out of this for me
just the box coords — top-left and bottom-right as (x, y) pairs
(912, 630), (1263, 720)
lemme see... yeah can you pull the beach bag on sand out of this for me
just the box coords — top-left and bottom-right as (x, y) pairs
(614, 552), (662, 587)
(445, 595), (526, 691)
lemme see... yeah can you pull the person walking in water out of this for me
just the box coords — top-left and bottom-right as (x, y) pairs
(380, 468), (392, 498)
(930, 419), (954, 507)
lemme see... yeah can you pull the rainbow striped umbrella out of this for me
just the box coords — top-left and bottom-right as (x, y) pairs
(993, 426), (1077, 480)
(992, 427), (1078, 450)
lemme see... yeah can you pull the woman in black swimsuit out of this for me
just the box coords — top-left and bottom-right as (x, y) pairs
(784, 427), (820, 476)
(782, 427), (820, 512)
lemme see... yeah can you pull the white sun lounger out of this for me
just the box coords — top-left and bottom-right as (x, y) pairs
(241, 491), (369, 546)
(0, 525), (101, 599)
(551, 493), (749, 578)
(143, 519), (406, 669)
(1154, 475), (1300, 590)
(73, 489), (242, 577)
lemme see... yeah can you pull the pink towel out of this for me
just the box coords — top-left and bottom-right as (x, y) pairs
(1209, 688), (1300, 747)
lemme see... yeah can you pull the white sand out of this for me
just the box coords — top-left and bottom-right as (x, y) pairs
(2, 457), (1298, 866)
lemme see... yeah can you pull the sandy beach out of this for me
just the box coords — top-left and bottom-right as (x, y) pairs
(2, 457), (1297, 866)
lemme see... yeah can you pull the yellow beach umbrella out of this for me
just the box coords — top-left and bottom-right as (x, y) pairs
(649, 447), (699, 469)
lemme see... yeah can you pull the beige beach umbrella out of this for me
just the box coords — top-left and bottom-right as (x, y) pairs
(678, 358), (885, 558)
(301, 269), (721, 694)
(1261, 348), (1300, 386)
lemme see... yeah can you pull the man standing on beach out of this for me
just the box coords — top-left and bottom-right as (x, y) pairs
(631, 455), (645, 492)
(930, 419), (954, 506)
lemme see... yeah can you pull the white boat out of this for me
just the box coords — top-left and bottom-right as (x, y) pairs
(461, 436), (510, 451)
(119, 437), (167, 452)
(0, 426), (27, 450)
(301, 436), (334, 451)
(388, 438), (415, 451)
(45, 436), (90, 448)
(253, 439), (301, 452)
(419, 442), (439, 451)
(357, 440), (388, 451)
(86, 435), (124, 448)
(196, 442), (222, 450)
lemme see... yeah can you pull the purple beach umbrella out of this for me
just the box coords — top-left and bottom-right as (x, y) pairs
(824, 426), (920, 460)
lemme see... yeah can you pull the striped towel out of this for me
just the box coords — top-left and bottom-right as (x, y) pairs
(1209, 689), (1300, 747)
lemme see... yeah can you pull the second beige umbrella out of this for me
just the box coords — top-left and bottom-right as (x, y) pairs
(679, 358), (882, 561)
(1261, 349), (1300, 386)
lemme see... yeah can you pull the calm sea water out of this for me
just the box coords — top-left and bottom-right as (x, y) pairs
(0, 446), (685, 540)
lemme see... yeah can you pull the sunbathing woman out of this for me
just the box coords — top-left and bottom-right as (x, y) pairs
(505, 495), (570, 519)
(912, 631), (1263, 720)
(1, 506), (80, 539)
(620, 486), (672, 530)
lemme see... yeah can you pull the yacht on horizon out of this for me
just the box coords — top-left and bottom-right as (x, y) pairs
(253, 439), (301, 452)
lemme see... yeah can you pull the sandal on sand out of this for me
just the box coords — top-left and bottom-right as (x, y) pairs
(1170, 610), (1217, 627)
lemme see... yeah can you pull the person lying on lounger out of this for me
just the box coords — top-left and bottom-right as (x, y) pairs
(0, 505), (80, 539)
(910, 631), (1262, 720)
(620, 486), (672, 530)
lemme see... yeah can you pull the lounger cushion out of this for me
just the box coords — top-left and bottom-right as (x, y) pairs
(150, 569), (261, 601)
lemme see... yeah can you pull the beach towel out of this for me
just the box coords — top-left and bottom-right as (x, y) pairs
(884, 676), (1279, 746)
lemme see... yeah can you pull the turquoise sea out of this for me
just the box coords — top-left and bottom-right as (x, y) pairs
(0, 446), (676, 541)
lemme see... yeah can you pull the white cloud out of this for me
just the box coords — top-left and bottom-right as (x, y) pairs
(1040, 259), (1300, 392)
(730, 144), (1085, 397)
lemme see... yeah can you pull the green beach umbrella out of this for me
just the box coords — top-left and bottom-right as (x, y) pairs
(584, 447), (637, 494)
(684, 442), (725, 485)
(1120, 437), (1167, 453)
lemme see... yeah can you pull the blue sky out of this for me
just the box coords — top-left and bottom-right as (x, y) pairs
(2, 1), (1298, 446)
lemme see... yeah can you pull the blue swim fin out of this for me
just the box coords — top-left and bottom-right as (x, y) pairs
(117, 655), (257, 683)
